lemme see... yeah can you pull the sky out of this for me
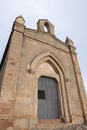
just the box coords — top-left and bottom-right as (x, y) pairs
(0, 0), (87, 94)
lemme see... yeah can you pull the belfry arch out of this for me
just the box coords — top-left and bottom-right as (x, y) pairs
(37, 19), (55, 35)
(28, 52), (71, 122)
(44, 22), (50, 33)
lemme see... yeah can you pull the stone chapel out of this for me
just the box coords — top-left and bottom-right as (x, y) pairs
(0, 16), (87, 130)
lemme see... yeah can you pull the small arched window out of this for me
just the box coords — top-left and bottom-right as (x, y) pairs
(37, 19), (55, 35)
(44, 22), (50, 33)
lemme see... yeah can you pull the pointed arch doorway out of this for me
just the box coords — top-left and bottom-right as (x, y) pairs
(28, 52), (71, 122)
(38, 76), (60, 119)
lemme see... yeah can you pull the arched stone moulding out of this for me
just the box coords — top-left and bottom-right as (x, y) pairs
(28, 52), (66, 75)
(27, 52), (71, 123)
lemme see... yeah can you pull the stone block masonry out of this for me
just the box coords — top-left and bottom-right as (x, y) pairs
(0, 16), (87, 130)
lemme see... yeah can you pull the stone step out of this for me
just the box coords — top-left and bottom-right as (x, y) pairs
(38, 119), (62, 124)
(36, 119), (63, 129)
(33, 123), (87, 130)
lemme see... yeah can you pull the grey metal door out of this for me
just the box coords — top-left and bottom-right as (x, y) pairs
(38, 76), (59, 119)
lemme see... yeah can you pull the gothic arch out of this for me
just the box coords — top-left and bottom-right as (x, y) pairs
(28, 52), (71, 122)
(28, 52), (67, 78)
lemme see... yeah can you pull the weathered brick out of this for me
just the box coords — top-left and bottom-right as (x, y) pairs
(0, 16), (87, 130)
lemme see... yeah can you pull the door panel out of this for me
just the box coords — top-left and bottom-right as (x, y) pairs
(38, 76), (47, 119)
(47, 77), (59, 119)
(38, 100), (47, 119)
(38, 76), (59, 119)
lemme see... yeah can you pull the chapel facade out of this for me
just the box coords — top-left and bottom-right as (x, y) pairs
(0, 16), (87, 130)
